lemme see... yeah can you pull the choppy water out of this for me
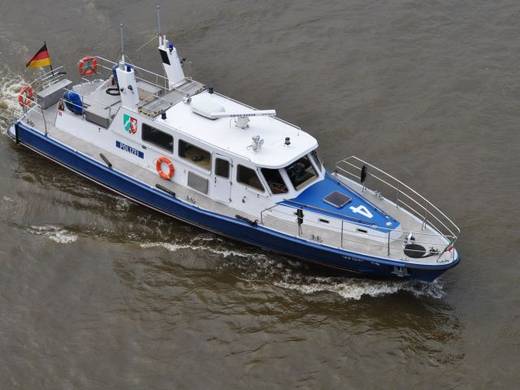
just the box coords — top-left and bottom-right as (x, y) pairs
(0, 0), (519, 388)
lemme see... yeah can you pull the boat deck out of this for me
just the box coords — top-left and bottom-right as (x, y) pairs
(20, 105), (455, 266)
(139, 79), (206, 117)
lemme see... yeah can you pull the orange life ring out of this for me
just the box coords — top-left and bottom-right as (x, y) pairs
(156, 157), (174, 180)
(78, 56), (98, 77)
(18, 85), (34, 108)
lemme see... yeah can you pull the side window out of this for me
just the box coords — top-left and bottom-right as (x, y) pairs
(261, 168), (288, 194)
(310, 150), (322, 172)
(179, 140), (211, 171)
(237, 165), (264, 192)
(142, 123), (173, 153)
(215, 158), (230, 178)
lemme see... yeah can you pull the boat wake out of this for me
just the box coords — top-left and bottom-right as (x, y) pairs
(274, 277), (446, 300)
(27, 225), (78, 244)
(0, 67), (24, 131)
(20, 219), (446, 300)
(140, 236), (271, 261)
(140, 237), (445, 300)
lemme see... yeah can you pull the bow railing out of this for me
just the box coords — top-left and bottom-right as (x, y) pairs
(335, 156), (460, 250)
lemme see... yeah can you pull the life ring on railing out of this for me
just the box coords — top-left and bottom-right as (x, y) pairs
(78, 56), (98, 76)
(156, 157), (175, 180)
(18, 85), (34, 108)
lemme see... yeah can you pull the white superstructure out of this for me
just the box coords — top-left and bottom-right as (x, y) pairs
(159, 91), (318, 168)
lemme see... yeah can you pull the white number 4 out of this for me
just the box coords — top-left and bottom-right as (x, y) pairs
(349, 205), (373, 219)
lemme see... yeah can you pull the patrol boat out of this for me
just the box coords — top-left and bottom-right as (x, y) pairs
(7, 25), (461, 281)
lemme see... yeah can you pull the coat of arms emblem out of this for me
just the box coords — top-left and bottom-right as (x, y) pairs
(123, 114), (138, 134)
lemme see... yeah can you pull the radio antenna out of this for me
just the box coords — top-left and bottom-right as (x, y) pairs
(136, 5), (162, 53)
(156, 4), (161, 36)
(120, 23), (125, 62)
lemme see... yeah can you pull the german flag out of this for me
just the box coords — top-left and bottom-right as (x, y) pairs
(26, 43), (52, 68)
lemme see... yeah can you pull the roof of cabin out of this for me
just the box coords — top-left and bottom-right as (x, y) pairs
(157, 91), (318, 168)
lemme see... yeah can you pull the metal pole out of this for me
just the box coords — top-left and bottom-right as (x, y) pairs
(41, 107), (48, 135)
(156, 4), (161, 36)
(44, 41), (55, 76)
(120, 24), (125, 61)
(340, 220), (344, 248)
(422, 204), (428, 230)
(387, 231), (390, 256)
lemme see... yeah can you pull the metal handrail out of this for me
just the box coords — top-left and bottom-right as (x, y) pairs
(95, 56), (170, 91)
(260, 203), (456, 262)
(260, 203), (455, 240)
(16, 101), (48, 134)
(28, 66), (67, 93)
(336, 156), (460, 237)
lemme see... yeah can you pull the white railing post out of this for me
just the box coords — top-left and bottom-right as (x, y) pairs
(340, 219), (344, 248)
(387, 230), (391, 256)
(40, 107), (48, 135)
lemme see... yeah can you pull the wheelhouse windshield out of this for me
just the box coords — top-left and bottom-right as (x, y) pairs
(285, 155), (318, 190)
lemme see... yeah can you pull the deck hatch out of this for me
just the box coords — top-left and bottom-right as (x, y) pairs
(323, 191), (351, 208)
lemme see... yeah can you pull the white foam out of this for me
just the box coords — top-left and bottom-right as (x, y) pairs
(140, 240), (267, 260)
(275, 277), (445, 301)
(28, 225), (78, 244)
(0, 67), (24, 130)
(114, 198), (131, 211)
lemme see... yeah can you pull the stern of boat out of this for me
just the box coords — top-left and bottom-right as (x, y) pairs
(7, 123), (16, 140)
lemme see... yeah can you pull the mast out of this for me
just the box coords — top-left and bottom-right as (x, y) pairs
(120, 23), (125, 63)
(156, 6), (185, 90)
(156, 4), (161, 37)
(115, 23), (139, 110)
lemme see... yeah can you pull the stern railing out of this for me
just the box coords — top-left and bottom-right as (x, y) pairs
(27, 66), (68, 95)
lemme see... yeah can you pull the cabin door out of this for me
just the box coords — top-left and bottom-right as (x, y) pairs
(213, 156), (232, 203)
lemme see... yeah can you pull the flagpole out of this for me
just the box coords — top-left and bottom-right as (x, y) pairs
(44, 41), (55, 76)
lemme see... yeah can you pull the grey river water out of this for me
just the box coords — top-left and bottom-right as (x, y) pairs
(0, 0), (519, 388)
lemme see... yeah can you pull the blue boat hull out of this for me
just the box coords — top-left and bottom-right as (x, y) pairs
(12, 122), (459, 282)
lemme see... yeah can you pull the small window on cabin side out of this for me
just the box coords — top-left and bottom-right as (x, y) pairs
(237, 165), (265, 192)
(179, 140), (211, 171)
(142, 123), (173, 153)
(215, 158), (230, 178)
(310, 150), (322, 172)
(261, 168), (288, 194)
